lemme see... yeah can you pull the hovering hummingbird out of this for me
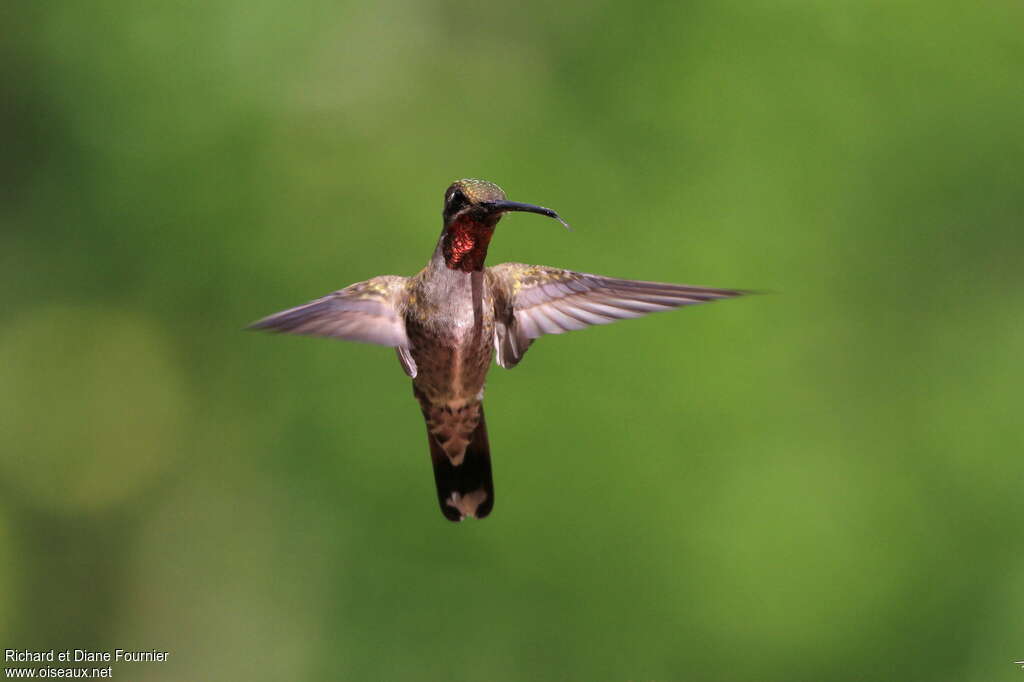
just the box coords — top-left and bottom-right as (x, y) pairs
(251, 179), (745, 522)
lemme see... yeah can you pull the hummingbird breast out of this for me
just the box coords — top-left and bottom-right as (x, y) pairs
(405, 268), (496, 406)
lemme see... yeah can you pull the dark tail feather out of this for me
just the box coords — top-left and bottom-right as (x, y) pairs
(426, 407), (494, 522)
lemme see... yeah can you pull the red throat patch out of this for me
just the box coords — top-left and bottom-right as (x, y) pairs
(443, 219), (494, 272)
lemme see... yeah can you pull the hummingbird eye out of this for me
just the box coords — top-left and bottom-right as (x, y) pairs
(446, 189), (468, 215)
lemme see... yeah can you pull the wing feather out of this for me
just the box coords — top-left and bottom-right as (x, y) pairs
(487, 263), (745, 368)
(249, 275), (409, 347)
(515, 308), (543, 340)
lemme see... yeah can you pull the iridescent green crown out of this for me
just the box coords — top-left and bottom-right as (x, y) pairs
(452, 178), (507, 204)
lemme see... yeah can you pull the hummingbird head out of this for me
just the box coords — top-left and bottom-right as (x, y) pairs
(439, 179), (569, 272)
(442, 179), (570, 230)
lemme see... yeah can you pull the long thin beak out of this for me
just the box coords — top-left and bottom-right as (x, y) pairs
(484, 200), (571, 230)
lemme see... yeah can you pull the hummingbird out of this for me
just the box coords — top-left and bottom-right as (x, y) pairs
(250, 179), (745, 522)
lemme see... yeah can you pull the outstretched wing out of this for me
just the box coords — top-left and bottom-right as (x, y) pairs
(249, 275), (409, 347)
(486, 263), (745, 369)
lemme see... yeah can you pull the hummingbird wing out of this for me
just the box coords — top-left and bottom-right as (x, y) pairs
(486, 263), (744, 368)
(248, 275), (409, 347)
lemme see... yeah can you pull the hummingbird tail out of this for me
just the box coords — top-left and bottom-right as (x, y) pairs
(420, 401), (494, 522)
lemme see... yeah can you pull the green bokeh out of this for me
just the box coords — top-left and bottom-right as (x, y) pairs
(2, 1), (1022, 680)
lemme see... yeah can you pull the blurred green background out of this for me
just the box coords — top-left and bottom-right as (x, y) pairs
(2, 1), (1022, 680)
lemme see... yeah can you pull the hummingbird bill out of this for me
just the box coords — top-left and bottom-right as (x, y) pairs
(250, 179), (745, 522)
